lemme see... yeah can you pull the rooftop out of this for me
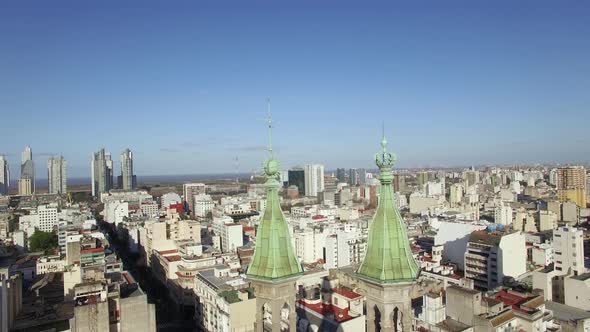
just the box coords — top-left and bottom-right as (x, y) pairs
(546, 301), (590, 322)
(332, 287), (362, 299)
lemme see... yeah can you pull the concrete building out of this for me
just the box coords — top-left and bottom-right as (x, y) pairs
(193, 195), (214, 218)
(557, 166), (587, 208)
(449, 183), (463, 207)
(494, 201), (512, 225)
(47, 155), (67, 194)
(17, 178), (32, 196)
(19, 146), (35, 195)
(348, 168), (359, 186)
(553, 226), (585, 276)
(0, 155), (9, 195)
(37, 205), (59, 232)
(119, 148), (135, 190)
(304, 164), (325, 197)
(182, 183), (206, 216)
(294, 228), (325, 264)
(336, 168), (346, 183)
(433, 220), (487, 270)
(195, 268), (256, 332)
(0, 273), (22, 332)
(464, 229), (526, 290)
(288, 168), (305, 196)
(91, 148), (113, 197)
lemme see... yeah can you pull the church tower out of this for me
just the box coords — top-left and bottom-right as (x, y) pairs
(357, 132), (420, 331)
(247, 105), (302, 332)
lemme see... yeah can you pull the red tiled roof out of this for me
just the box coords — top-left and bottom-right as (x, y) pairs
(80, 247), (104, 254)
(312, 215), (326, 220)
(165, 255), (182, 262)
(243, 226), (255, 232)
(298, 300), (354, 322)
(158, 249), (178, 255)
(495, 290), (526, 306)
(333, 287), (362, 299)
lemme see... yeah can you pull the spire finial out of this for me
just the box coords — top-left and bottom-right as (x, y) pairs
(262, 98), (279, 181)
(381, 122), (387, 153)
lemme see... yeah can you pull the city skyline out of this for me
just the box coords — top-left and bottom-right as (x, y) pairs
(2, 2), (590, 177)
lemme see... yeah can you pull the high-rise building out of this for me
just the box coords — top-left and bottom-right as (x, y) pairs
(288, 168), (305, 196)
(553, 226), (585, 276)
(119, 148), (135, 190)
(91, 149), (113, 197)
(336, 168), (346, 183)
(304, 164), (324, 197)
(247, 114), (301, 332)
(357, 168), (367, 186)
(393, 173), (405, 193)
(357, 134), (419, 331)
(494, 201), (513, 225)
(47, 156), (67, 194)
(449, 183), (463, 206)
(183, 183), (206, 216)
(19, 146), (35, 195)
(417, 171), (429, 187)
(464, 229), (526, 291)
(17, 178), (32, 196)
(0, 155), (9, 195)
(557, 166), (587, 208)
(348, 168), (358, 186)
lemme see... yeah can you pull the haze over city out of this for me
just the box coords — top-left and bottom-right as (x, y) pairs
(2, 3), (590, 332)
(2, 1), (590, 178)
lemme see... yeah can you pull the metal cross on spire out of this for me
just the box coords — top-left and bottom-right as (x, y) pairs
(264, 98), (273, 157)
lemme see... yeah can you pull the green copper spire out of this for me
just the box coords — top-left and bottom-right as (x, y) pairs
(247, 102), (302, 280)
(357, 132), (419, 283)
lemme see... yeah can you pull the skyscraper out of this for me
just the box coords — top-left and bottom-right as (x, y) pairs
(358, 168), (367, 186)
(349, 168), (358, 186)
(19, 146), (35, 195)
(304, 164), (324, 197)
(557, 166), (587, 208)
(47, 156), (67, 194)
(247, 110), (301, 332)
(0, 155), (9, 195)
(336, 168), (346, 183)
(288, 168), (305, 196)
(357, 133), (419, 331)
(91, 149), (113, 197)
(119, 148), (135, 190)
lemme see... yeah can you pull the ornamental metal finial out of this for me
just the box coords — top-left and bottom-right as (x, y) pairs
(261, 98), (279, 183)
(375, 126), (395, 183)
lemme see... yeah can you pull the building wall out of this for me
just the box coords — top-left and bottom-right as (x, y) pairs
(434, 221), (487, 270)
(499, 231), (526, 280)
(120, 294), (157, 332)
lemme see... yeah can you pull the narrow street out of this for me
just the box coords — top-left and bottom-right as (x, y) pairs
(97, 221), (196, 331)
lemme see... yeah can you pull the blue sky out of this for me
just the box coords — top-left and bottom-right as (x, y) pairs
(1, 1), (589, 178)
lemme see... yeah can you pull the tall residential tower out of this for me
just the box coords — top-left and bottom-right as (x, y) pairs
(0, 155), (9, 195)
(19, 146), (35, 195)
(119, 148), (135, 190)
(91, 149), (113, 197)
(47, 156), (67, 194)
(303, 163), (324, 197)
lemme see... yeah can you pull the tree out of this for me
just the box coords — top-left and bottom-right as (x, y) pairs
(29, 231), (58, 254)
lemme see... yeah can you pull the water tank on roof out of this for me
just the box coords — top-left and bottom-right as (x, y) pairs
(487, 224), (497, 232)
(497, 224), (504, 230)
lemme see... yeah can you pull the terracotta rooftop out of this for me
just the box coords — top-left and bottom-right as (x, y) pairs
(298, 300), (355, 322)
(332, 287), (362, 299)
(165, 255), (182, 262)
